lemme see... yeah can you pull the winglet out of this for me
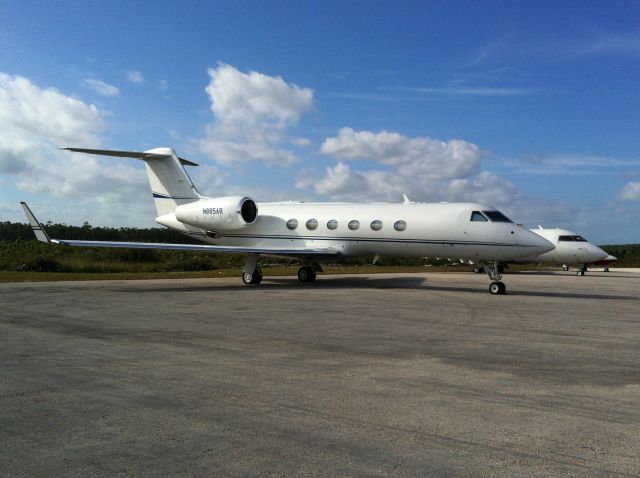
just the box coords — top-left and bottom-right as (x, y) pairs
(402, 193), (413, 204)
(20, 202), (52, 243)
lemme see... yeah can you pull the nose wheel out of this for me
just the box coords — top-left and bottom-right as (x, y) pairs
(489, 281), (506, 295)
(480, 261), (507, 295)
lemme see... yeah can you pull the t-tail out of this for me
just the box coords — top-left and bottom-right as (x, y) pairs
(62, 147), (201, 217)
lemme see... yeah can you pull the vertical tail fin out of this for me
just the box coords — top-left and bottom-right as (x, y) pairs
(141, 148), (201, 216)
(63, 147), (201, 217)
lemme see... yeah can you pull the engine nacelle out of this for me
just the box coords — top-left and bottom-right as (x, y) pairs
(174, 196), (257, 231)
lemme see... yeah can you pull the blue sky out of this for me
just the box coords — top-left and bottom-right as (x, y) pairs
(1, 0), (639, 243)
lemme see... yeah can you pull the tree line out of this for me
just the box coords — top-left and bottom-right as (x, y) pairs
(1, 221), (638, 272)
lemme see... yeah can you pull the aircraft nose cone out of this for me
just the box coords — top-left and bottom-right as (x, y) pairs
(589, 245), (609, 262)
(524, 229), (555, 255)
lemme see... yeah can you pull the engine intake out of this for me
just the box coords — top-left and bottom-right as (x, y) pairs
(174, 196), (258, 231)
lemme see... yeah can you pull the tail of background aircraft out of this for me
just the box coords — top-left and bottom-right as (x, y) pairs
(63, 147), (201, 217)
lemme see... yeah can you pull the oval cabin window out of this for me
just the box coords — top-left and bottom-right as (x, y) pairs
(394, 220), (407, 231)
(306, 219), (318, 230)
(348, 220), (360, 230)
(286, 219), (298, 230)
(370, 220), (383, 231)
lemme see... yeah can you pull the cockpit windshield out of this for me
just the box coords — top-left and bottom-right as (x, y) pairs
(470, 211), (488, 222)
(558, 235), (588, 242)
(482, 210), (513, 223)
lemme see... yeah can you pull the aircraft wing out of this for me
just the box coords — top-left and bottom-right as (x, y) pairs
(20, 202), (340, 258)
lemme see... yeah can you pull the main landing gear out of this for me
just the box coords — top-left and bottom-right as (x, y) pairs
(480, 261), (507, 295)
(576, 265), (587, 276)
(297, 266), (316, 282)
(241, 254), (263, 285)
(241, 254), (321, 285)
(242, 265), (263, 284)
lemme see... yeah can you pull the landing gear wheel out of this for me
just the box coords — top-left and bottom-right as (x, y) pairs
(297, 266), (317, 282)
(604, 267), (610, 273)
(473, 265), (484, 274)
(576, 270), (585, 276)
(489, 281), (506, 295)
(242, 271), (263, 285)
(562, 264), (569, 271)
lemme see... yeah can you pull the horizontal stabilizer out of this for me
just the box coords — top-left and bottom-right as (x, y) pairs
(62, 147), (198, 166)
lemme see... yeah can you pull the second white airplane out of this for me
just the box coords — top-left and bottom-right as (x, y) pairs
(517, 227), (614, 275)
(21, 147), (554, 294)
(472, 227), (614, 275)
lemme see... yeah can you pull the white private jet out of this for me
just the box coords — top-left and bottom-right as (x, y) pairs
(20, 147), (554, 294)
(472, 227), (614, 275)
(520, 227), (615, 275)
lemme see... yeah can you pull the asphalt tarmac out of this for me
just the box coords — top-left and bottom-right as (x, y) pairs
(1, 271), (639, 477)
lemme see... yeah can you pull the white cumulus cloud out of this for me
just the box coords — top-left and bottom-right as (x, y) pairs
(82, 78), (120, 97)
(197, 63), (314, 165)
(618, 182), (640, 201)
(320, 127), (482, 179)
(308, 127), (570, 226)
(0, 73), (105, 175)
(0, 72), (149, 218)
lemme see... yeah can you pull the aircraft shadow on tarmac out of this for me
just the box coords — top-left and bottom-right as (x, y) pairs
(115, 276), (638, 300)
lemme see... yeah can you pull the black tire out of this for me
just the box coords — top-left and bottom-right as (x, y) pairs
(252, 274), (263, 284)
(297, 267), (316, 282)
(242, 271), (263, 285)
(473, 265), (484, 274)
(489, 281), (506, 295)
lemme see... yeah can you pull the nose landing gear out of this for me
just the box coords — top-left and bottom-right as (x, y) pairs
(489, 281), (506, 295)
(480, 261), (507, 295)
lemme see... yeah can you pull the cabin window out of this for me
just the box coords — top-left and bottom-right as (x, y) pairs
(483, 210), (513, 223)
(394, 220), (407, 231)
(370, 220), (383, 231)
(470, 211), (488, 222)
(286, 219), (298, 230)
(327, 219), (338, 230)
(306, 219), (318, 230)
(348, 220), (360, 230)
